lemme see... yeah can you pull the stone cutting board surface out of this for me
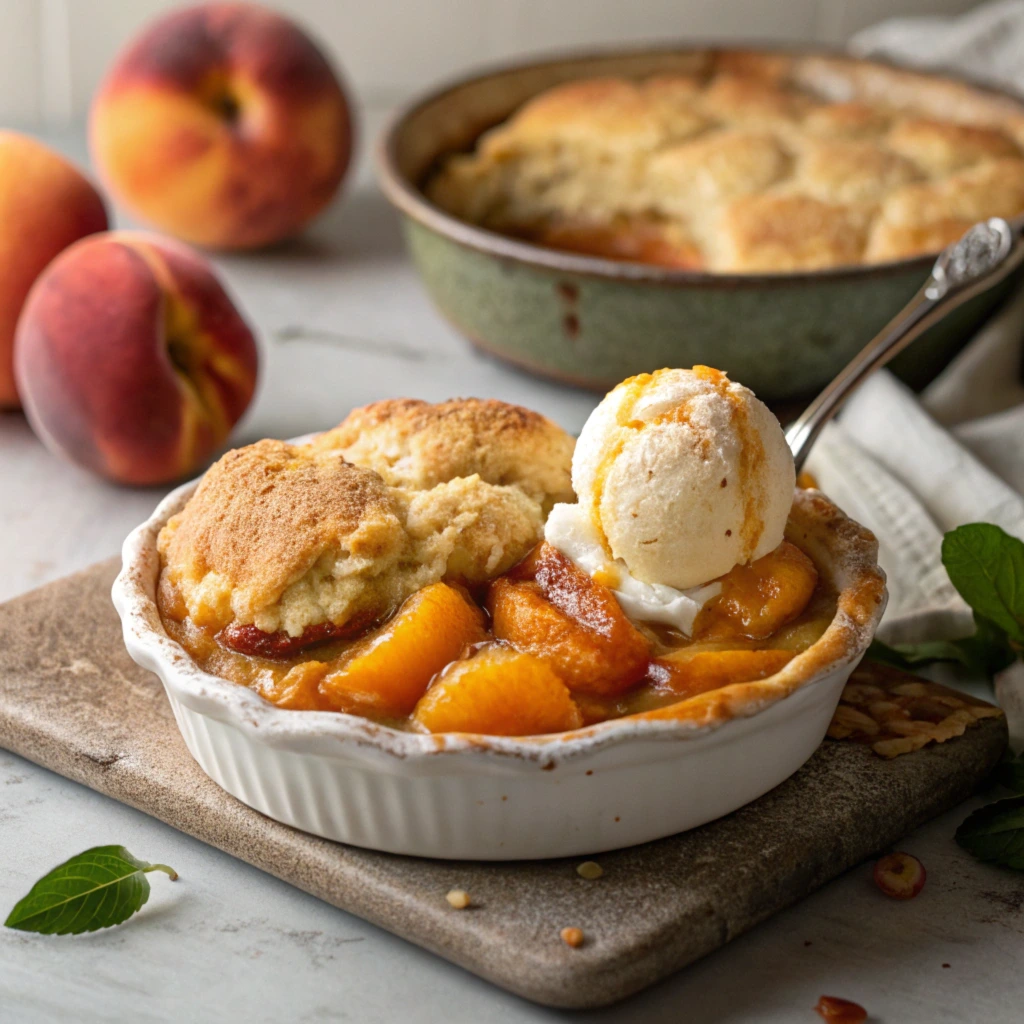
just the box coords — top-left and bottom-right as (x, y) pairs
(0, 559), (1007, 1009)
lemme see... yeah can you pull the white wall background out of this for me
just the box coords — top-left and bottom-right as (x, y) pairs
(0, 0), (982, 127)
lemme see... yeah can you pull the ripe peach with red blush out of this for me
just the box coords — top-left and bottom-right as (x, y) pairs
(89, 2), (353, 249)
(0, 132), (107, 408)
(14, 232), (258, 485)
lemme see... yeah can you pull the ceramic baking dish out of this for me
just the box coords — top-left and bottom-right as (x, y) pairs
(377, 45), (1024, 401)
(112, 479), (885, 860)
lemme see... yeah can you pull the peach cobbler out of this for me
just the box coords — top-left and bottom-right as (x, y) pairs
(157, 368), (836, 736)
(425, 53), (1024, 272)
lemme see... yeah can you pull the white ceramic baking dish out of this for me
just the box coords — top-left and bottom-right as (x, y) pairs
(113, 483), (885, 860)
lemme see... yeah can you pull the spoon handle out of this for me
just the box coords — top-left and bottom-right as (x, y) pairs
(785, 217), (1024, 473)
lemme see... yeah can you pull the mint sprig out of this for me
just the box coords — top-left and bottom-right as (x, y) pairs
(995, 750), (1024, 796)
(867, 523), (1023, 679)
(867, 636), (972, 670)
(860, 522), (1024, 872)
(943, 524), (1024, 645)
(956, 798), (1024, 871)
(868, 616), (1016, 678)
(5, 845), (177, 935)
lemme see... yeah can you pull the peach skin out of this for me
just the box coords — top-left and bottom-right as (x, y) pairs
(90, 2), (353, 249)
(0, 132), (107, 408)
(14, 232), (258, 486)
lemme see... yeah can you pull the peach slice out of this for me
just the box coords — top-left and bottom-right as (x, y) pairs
(693, 540), (818, 641)
(319, 582), (486, 718)
(255, 661), (330, 712)
(490, 543), (649, 696)
(648, 649), (795, 701)
(533, 219), (703, 270)
(413, 645), (583, 736)
(488, 578), (649, 697)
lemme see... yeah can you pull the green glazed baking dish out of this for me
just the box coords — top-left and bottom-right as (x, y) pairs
(376, 46), (1024, 401)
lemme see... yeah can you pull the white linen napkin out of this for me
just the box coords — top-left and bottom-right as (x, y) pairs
(851, 0), (1024, 95)
(803, 3), (1024, 739)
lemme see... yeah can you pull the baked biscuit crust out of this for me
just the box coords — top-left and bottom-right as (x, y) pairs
(314, 397), (575, 511)
(158, 439), (407, 634)
(717, 194), (872, 273)
(159, 400), (576, 640)
(426, 54), (1024, 273)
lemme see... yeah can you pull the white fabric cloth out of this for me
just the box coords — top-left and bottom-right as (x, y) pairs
(804, 4), (1024, 736)
(851, 0), (1024, 96)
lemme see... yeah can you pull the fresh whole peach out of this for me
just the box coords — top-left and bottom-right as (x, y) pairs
(90, 2), (353, 249)
(0, 133), (107, 408)
(14, 232), (258, 485)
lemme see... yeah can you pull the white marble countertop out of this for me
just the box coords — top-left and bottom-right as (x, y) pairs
(2, 124), (1024, 1024)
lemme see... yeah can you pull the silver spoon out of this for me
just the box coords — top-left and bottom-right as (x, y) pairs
(785, 217), (1024, 473)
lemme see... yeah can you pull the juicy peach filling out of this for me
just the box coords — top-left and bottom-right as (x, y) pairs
(488, 543), (650, 697)
(158, 538), (830, 736)
(527, 218), (704, 270)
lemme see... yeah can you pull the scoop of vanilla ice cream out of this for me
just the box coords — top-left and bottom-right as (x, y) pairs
(570, 366), (795, 590)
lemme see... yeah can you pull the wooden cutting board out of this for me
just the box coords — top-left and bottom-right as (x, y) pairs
(0, 559), (1007, 1009)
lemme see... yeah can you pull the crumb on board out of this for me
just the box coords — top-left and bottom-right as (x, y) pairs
(560, 926), (585, 948)
(446, 889), (471, 910)
(814, 995), (867, 1022)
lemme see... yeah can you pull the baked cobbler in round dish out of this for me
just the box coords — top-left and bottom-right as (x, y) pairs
(114, 368), (886, 858)
(425, 55), (1024, 272)
(377, 47), (1024, 399)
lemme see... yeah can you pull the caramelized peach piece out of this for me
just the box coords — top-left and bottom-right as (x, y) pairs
(218, 615), (376, 659)
(490, 542), (649, 696)
(255, 661), (331, 711)
(488, 580), (649, 697)
(319, 582), (486, 718)
(534, 220), (703, 269)
(693, 541), (818, 641)
(648, 648), (795, 700)
(413, 645), (583, 736)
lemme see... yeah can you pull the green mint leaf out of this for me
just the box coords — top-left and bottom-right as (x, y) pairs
(956, 797), (1024, 871)
(942, 524), (1024, 645)
(996, 752), (1024, 795)
(956, 614), (1017, 677)
(4, 845), (177, 935)
(867, 637), (971, 670)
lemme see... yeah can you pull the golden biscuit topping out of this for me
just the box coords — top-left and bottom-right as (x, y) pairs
(716, 194), (873, 273)
(159, 440), (406, 630)
(886, 117), (1020, 174)
(427, 57), (1024, 272)
(313, 397), (575, 511)
(158, 399), (575, 638)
